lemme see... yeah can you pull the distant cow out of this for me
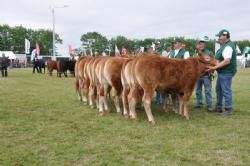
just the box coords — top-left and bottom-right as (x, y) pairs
(57, 60), (76, 77)
(32, 59), (45, 73)
(38, 59), (46, 73)
(47, 60), (58, 76)
(129, 53), (217, 125)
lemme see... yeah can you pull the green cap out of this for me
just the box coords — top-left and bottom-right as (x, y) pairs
(216, 29), (230, 37)
(164, 42), (172, 48)
(197, 36), (209, 43)
(173, 37), (184, 43)
(155, 40), (161, 45)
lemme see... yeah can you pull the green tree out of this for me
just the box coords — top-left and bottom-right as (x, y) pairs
(110, 36), (135, 54)
(0, 24), (62, 55)
(80, 32), (108, 55)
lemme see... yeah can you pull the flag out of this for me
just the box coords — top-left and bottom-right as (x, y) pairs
(215, 42), (220, 55)
(36, 42), (40, 56)
(68, 45), (73, 56)
(115, 45), (120, 56)
(151, 42), (155, 51)
(25, 38), (30, 54)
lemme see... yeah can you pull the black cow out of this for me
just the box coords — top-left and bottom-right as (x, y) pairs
(57, 60), (76, 77)
(33, 59), (45, 73)
(38, 59), (46, 73)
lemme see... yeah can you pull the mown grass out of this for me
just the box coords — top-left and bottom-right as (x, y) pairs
(0, 68), (249, 166)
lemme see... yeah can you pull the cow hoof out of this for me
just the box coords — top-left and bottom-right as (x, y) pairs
(99, 112), (105, 117)
(150, 121), (157, 126)
(123, 113), (128, 117)
(130, 117), (137, 121)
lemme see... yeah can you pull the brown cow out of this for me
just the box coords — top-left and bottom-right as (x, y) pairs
(96, 56), (112, 114)
(75, 56), (89, 102)
(97, 56), (132, 115)
(88, 56), (111, 109)
(121, 57), (144, 117)
(84, 57), (97, 107)
(47, 60), (58, 76)
(130, 53), (217, 125)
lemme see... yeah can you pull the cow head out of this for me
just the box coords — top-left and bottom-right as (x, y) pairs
(197, 51), (217, 67)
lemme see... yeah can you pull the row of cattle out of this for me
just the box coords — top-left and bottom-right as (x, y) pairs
(74, 53), (217, 125)
(47, 60), (76, 77)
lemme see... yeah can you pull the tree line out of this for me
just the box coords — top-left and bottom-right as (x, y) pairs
(1, 24), (250, 56)
(0, 24), (62, 55)
(79, 32), (250, 56)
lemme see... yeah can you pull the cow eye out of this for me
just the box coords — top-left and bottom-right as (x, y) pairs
(205, 57), (210, 61)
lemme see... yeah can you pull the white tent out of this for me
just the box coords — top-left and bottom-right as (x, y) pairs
(0, 51), (16, 59)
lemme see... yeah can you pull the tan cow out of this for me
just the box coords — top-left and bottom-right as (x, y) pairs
(75, 56), (91, 103)
(96, 56), (132, 115)
(47, 60), (58, 76)
(88, 56), (110, 109)
(130, 53), (217, 125)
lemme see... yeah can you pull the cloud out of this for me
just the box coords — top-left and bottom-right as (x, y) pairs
(1, 0), (250, 55)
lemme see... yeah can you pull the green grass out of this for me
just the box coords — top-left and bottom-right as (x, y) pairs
(0, 68), (249, 166)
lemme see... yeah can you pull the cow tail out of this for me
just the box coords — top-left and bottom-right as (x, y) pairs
(75, 77), (80, 93)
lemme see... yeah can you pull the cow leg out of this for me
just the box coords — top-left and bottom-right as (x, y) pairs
(111, 87), (122, 113)
(183, 101), (190, 120)
(128, 85), (140, 120)
(114, 95), (121, 113)
(88, 85), (94, 108)
(103, 84), (109, 112)
(80, 80), (87, 103)
(98, 85), (105, 115)
(171, 94), (179, 114)
(98, 84), (109, 115)
(49, 70), (52, 76)
(183, 93), (192, 120)
(122, 86), (130, 116)
(83, 79), (90, 104)
(143, 89), (156, 126)
(178, 95), (184, 117)
(75, 78), (82, 101)
(163, 93), (169, 113)
(93, 85), (99, 109)
(95, 84), (100, 109)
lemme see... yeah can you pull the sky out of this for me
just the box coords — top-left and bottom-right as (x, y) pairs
(1, 0), (250, 55)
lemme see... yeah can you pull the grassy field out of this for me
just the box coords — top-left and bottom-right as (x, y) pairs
(0, 68), (249, 166)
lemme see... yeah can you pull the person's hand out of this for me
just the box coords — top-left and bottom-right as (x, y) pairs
(206, 66), (216, 72)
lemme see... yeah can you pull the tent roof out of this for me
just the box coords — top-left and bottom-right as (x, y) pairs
(0, 51), (16, 59)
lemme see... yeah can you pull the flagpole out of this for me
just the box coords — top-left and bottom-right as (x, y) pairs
(52, 8), (55, 57)
(51, 5), (68, 58)
(24, 39), (27, 67)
